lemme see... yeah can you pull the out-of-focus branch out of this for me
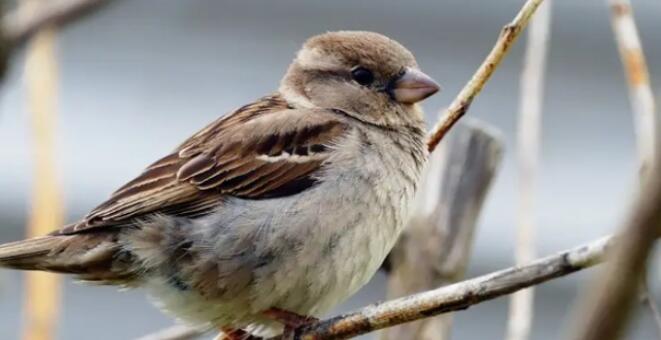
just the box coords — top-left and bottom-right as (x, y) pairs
(278, 236), (612, 340)
(607, 0), (657, 174)
(507, 1), (552, 340)
(426, 0), (546, 152)
(21, 1), (63, 339)
(1, 0), (114, 49)
(568, 2), (660, 340)
(381, 119), (503, 340)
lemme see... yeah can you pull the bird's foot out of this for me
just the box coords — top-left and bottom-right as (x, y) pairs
(263, 308), (319, 339)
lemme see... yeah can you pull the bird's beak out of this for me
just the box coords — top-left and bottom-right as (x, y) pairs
(390, 68), (441, 104)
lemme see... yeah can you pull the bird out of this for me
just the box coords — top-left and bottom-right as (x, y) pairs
(0, 31), (440, 339)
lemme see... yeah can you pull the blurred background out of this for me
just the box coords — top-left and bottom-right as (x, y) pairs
(1, 0), (661, 339)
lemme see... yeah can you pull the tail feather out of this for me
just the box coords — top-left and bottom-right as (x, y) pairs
(0, 236), (64, 270)
(0, 233), (136, 284)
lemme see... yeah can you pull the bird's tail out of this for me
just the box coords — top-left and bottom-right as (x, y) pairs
(0, 236), (64, 271)
(0, 233), (135, 284)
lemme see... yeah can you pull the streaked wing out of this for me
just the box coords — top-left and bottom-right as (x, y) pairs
(56, 94), (349, 235)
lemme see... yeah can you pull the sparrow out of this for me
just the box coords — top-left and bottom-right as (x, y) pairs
(0, 31), (439, 339)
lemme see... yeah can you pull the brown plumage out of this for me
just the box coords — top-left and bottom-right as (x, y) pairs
(0, 94), (349, 282)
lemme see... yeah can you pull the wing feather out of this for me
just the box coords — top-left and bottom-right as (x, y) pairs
(56, 94), (349, 235)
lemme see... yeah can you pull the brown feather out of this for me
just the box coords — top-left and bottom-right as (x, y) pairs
(55, 94), (349, 235)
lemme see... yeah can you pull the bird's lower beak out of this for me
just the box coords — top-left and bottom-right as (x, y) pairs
(390, 68), (441, 104)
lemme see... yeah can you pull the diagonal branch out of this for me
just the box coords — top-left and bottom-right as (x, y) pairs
(426, 0), (546, 152)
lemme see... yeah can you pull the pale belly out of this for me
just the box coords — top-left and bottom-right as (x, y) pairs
(131, 133), (423, 333)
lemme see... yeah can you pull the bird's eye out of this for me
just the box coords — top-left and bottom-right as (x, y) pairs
(351, 67), (375, 86)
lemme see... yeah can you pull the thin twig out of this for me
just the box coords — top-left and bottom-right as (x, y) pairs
(1, 0), (115, 49)
(21, 1), (63, 339)
(281, 236), (612, 340)
(507, 1), (552, 340)
(426, 0), (546, 152)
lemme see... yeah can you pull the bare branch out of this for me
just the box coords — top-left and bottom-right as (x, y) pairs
(507, 1), (552, 340)
(1, 0), (115, 48)
(607, 0), (658, 173)
(382, 119), (503, 340)
(281, 236), (612, 340)
(426, 0), (547, 152)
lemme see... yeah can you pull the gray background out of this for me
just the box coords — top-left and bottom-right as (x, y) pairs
(1, 0), (661, 339)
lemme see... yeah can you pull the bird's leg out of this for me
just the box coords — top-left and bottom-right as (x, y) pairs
(217, 327), (262, 340)
(262, 308), (319, 338)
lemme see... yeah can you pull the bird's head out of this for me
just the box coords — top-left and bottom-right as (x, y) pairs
(280, 31), (440, 128)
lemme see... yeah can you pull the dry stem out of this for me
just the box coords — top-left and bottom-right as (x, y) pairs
(426, 0), (546, 152)
(607, 0), (658, 173)
(21, 1), (63, 339)
(507, 1), (552, 340)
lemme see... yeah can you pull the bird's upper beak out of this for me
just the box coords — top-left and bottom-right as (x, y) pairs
(390, 68), (441, 104)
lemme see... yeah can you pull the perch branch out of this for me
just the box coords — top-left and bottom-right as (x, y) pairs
(426, 0), (546, 152)
(283, 236), (613, 340)
(382, 119), (503, 340)
(1, 0), (114, 49)
(507, 1), (552, 340)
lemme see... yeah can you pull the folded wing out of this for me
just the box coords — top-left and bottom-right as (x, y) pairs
(56, 94), (349, 235)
